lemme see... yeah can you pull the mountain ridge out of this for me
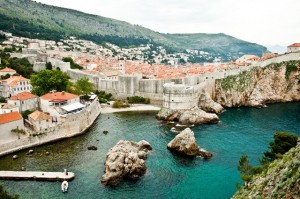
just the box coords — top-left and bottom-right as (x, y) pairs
(0, 0), (268, 60)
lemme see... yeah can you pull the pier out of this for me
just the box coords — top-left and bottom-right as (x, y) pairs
(0, 171), (75, 181)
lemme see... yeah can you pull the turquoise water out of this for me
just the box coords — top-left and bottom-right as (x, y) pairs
(0, 102), (299, 199)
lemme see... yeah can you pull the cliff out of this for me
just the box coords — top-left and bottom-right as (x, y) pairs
(215, 60), (300, 108)
(233, 142), (300, 199)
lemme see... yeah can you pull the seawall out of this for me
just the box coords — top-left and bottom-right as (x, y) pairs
(0, 98), (101, 157)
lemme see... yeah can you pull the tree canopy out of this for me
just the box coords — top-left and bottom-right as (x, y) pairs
(30, 69), (69, 96)
(74, 78), (94, 95)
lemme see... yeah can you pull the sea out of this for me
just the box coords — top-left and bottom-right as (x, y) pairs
(0, 102), (299, 199)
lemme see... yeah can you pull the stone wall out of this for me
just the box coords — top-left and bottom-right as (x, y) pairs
(47, 57), (70, 72)
(0, 98), (101, 157)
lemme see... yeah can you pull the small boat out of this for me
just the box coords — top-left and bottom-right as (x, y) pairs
(61, 180), (68, 193)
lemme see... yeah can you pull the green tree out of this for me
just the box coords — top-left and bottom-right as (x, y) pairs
(30, 69), (70, 96)
(237, 155), (253, 185)
(74, 78), (94, 95)
(261, 132), (298, 163)
(62, 57), (83, 69)
(45, 62), (53, 70)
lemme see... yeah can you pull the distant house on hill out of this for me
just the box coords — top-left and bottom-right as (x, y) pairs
(0, 67), (16, 77)
(0, 103), (19, 114)
(40, 91), (79, 113)
(7, 92), (38, 112)
(287, 43), (300, 53)
(0, 112), (24, 143)
(235, 55), (260, 64)
(0, 76), (32, 98)
(27, 110), (53, 132)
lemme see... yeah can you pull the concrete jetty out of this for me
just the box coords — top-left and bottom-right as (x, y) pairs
(0, 171), (75, 181)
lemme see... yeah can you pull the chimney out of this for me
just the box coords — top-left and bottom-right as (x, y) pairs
(62, 91), (65, 95)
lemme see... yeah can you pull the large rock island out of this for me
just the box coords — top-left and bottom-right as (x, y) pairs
(156, 107), (219, 125)
(167, 128), (212, 159)
(101, 140), (152, 185)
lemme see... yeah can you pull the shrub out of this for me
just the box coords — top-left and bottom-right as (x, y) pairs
(112, 100), (130, 108)
(127, 96), (150, 104)
(285, 62), (298, 79)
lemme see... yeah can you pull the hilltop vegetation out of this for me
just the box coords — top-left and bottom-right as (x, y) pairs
(0, 0), (268, 60)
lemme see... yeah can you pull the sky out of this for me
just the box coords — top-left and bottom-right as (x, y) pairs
(35, 0), (299, 47)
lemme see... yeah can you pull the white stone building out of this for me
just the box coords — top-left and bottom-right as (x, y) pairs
(0, 112), (24, 144)
(0, 76), (32, 98)
(40, 91), (79, 113)
(27, 110), (54, 132)
(287, 43), (300, 53)
(235, 55), (260, 64)
(7, 92), (38, 112)
(0, 67), (16, 77)
(0, 103), (19, 114)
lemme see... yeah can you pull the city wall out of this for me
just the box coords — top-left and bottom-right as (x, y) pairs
(66, 53), (300, 106)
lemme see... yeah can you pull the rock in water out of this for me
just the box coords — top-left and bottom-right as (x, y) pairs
(179, 107), (219, 125)
(101, 140), (152, 185)
(167, 128), (212, 158)
(87, 146), (98, 150)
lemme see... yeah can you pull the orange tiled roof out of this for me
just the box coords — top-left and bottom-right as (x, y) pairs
(0, 67), (16, 73)
(1, 76), (29, 87)
(9, 92), (37, 100)
(288, 43), (300, 47)
(28, 110), (50, 121)
(0, 112), (22, 124)
(41, 91), (78, 100)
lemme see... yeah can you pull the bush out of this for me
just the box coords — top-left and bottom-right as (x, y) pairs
(22, 110), (34, 119)
(127, 96), (150, 104)
(0, 97), (6, 103)
(112, 100), (130, 108)
(62, 57), (83, 69)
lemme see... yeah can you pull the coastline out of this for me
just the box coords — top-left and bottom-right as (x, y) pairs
(100, 104), (161, 114)
(0, 99), (101, 157)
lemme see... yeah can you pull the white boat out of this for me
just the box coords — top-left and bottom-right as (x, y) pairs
(61, 180), (68, 193)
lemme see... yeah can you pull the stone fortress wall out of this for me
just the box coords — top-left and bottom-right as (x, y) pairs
(66, 53), (300, 106)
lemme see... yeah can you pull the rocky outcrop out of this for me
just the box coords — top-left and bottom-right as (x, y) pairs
(101, 140), (152, 185)
(198, 91), (224, 114)
(233, 143), (300, 199)
(215, 61), (300, 108)
(179, 107), (219, 125)
(167, 128), (212, 158)
(156, 107), (219, 125)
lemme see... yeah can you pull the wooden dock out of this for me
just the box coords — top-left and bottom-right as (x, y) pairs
(0, 171), (75, 181)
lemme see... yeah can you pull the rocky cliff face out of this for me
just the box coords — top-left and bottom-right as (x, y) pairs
(233, 142), (300, 199)
(215, 61), (300, 108)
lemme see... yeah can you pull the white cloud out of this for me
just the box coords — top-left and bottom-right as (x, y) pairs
(35, 0), (300, 46)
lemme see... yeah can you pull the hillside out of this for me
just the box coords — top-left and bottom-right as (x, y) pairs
(0, 0), (268, 59)
(233, 142), (300, 198)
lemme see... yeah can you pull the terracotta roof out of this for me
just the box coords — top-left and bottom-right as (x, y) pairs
(9, 92), (37, 100)
(0, 103), (18, 109)
(28, 110), (51, 121)
(0, 67), (16, 73)
(41, 91), (78, 100)
(288, 43), (300, 47)
(1, 76), (29, 87)
(0, 112), (23, 124)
